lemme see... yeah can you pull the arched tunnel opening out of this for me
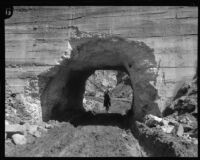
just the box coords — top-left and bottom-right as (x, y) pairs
(83, 70), (133, 115)
(49, 66), (133, 125)
(39, 37), (161, 126)
(65, 69), (134, 129)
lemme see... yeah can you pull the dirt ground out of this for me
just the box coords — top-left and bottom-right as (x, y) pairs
(5, 122), (147, 157)
(5, 99), (147, 157)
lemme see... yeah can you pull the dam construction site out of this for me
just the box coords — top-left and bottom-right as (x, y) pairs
(4, 6), (198, 157)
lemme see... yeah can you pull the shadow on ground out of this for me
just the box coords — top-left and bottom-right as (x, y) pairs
(69, 111), (130, 130)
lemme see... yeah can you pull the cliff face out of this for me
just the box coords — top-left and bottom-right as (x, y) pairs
(5, 6), (197, 113)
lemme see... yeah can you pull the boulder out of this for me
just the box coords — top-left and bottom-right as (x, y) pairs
(45, 123), (53, 129)
(179, 117), (187, 124)
(12, 134), (27, 145)
(191, 138), (198, 145)
(5, 124), (25, 135)
(32, 130), (41, 138)
(161, 125), (175, 134)
(83, 98), (87, 104)
(176, 124), (184, 137)
(144, 114), (163, 128)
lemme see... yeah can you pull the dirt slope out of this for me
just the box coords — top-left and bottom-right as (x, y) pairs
(5, 97), (147, 157)
(5, 121), (147, 157)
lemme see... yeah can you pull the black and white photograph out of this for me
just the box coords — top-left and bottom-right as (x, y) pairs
(3, 4), (198, 157)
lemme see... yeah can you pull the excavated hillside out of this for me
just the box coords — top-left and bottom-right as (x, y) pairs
(5, 70), (198, 157)
(5, 6), (197, 157)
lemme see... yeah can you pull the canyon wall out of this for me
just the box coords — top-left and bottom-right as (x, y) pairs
(5, 6), (198, 113)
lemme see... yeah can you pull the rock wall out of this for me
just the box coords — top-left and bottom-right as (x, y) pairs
(5, 6), (197, 115)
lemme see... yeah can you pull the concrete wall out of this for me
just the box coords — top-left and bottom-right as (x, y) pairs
(5, 6), (198, 112)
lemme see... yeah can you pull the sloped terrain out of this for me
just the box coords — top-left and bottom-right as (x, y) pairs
(131, 76), (198, 157)
(5, 102), (147, 157)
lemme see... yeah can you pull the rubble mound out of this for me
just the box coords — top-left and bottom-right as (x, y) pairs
(132, 76), (198, 157)
(133, 121), (197, 157)
(163, 77), (197, 117)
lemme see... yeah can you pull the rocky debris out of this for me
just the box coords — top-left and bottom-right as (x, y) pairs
(143, 113), (197, 145)
(5, 119), (61, 146)
(133, 121), (198, 157)
(175, 124), (184, 137)
(5, 120), (146, 157)
(5, 82), (42, 124)
(171, 96), (197, 114)
(144, 114), (163, 128)
(150, 76), (199, 148)
(12, 134), (27, 145)
(47, 120), (61, 127)
(167, 113), (198, 139)
(45, 123), (53, 129)
(160, 125), (175, 134)
(24, 77), (40, 99)
(173, 77), (197, 100)
(83, 98), (104, 113)
(191, 138), (198, 145)
(25, 124), (39, 136)
(5, 84), (31, 124)
(163, 77), (197, 117)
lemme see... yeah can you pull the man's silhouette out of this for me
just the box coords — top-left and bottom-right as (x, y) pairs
(104, 89), (111, 112)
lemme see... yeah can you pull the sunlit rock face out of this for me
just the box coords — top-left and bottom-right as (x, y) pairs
(85, 70), (118, 97)
(5, 6), (197, 121)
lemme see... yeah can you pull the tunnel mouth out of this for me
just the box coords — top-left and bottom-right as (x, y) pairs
(39, 36), (159, 123)
(65, 69), (134, 128)
(50, 68), (133, 122)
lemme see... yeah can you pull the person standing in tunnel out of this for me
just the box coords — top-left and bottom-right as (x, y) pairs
(104, 89), (111, 113)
